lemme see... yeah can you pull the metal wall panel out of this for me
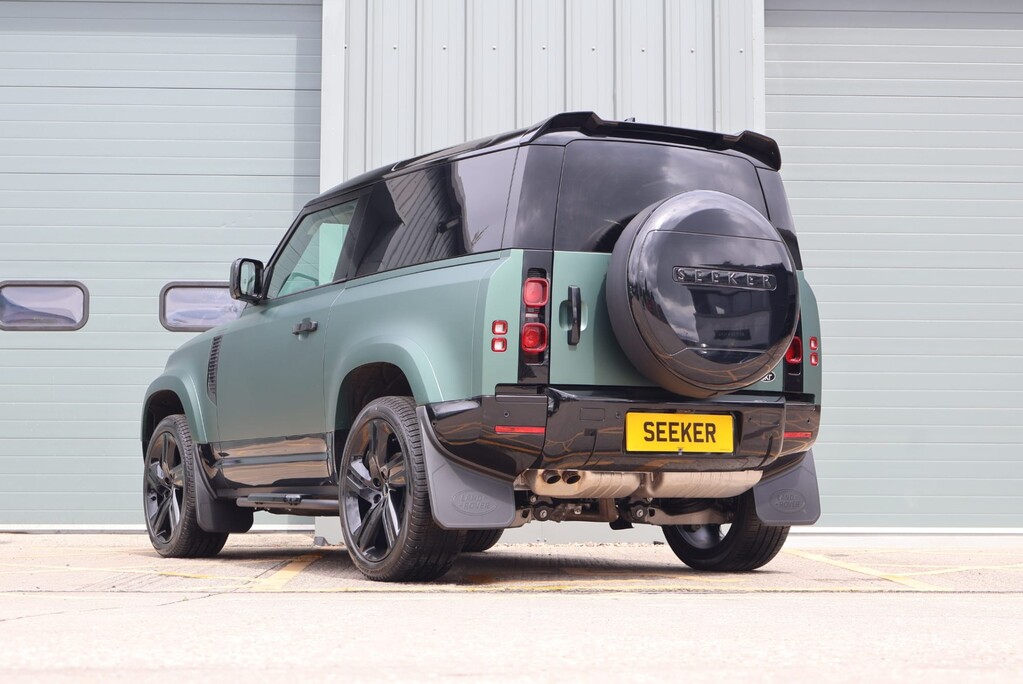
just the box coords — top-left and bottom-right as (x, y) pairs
(0, 0), (321, 524)
(766, 0), (1023, 526)
(332, 0), (761, 186)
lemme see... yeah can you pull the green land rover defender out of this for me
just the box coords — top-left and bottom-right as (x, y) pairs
(141, 112), (822, 581)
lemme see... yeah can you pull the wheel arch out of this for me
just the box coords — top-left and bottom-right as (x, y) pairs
(328, 338), (443, 432)
(141, 375), (209, 453)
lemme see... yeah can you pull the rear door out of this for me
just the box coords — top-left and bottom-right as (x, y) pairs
(548, 139), (768, 387)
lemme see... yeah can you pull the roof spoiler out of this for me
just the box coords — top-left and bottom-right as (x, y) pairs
(525, 111), (782, 171)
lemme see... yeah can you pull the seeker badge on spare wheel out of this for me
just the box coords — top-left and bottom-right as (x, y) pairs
(673, 266), (775, 291)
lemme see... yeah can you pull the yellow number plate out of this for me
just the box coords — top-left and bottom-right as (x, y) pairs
(625, 412), (734, 453)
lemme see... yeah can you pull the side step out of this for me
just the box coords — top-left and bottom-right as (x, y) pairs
(236, 494), (338, 516)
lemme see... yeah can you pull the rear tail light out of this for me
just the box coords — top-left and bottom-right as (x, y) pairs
(521, 322), (548, 353)
(521, 274), (550, 365)
(785, 336), (803, 365)
(522, 278), (550, 307)
(491, 337), (507, 353)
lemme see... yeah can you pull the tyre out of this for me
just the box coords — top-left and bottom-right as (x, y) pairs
(662, 490), (789, 571)
(606, 190), (799, 398)
(462, 529), (504, 553)
(143, 415), (228, 558)
(339, 396), (465, 582)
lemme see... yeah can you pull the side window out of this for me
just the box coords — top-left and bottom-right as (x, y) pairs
(160, 283), (244, 332)
(266, 199), (359, 299)
(352, 149), (514, 278)
(0, 281), (88, 331)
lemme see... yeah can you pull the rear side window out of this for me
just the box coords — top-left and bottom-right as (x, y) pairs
(0, 281), (88, 331)
(352, 149), (515, 278)
(555, 140), (768, 252)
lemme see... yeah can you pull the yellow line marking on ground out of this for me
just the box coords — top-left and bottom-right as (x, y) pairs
(894, 562), (1023, 577)
(784, 549), (942, 591)
(249, 554), (321, 592)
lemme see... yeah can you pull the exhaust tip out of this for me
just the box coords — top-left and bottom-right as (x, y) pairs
(564, 471), (582, 485)
(542, 471), (562, 485)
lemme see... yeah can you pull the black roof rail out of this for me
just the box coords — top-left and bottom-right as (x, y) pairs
(525, 111), (782, 170)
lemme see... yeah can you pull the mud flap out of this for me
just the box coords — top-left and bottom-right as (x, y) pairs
(753, 449), (821, 526)
(193, 454), (253, 534)
(416, 407), (516, 530)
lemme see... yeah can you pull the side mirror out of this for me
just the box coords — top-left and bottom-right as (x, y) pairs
(229, 258), (264, 304)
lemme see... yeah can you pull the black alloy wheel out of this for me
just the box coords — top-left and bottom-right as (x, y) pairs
(145, 430), (184, 544)
(662, 490), (789, 572)
(143, 415), (228, 558)
(342, 417), (408, 562)
(339, 397), (464, 582)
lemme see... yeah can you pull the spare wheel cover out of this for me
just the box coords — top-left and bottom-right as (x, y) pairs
(606, 190), (799, 398)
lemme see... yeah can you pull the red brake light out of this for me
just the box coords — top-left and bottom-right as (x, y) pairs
(810, 352), (819, 367)
(520, 323), (548, 353)
(495, 425), (546, 435)
(491, 338), (507, 353)
(492, 320), (508, 335)
(522, 278), (550, 307)
(785, 336), (803, 365)
(808, 336), (819, 351)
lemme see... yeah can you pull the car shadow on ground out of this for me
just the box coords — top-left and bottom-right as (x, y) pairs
(216, 543), (784, 585)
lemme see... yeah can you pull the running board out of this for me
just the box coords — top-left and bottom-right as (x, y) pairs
(236, 494), (338, 515)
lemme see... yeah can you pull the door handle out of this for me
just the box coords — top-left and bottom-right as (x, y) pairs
(567, 286), (582, 346)
(292, 318), (318, 335)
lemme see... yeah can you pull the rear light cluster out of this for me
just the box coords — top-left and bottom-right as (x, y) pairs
(489, 275), (551, 359)
(785, 335), (820, 368)
(520, 276), (550, 362)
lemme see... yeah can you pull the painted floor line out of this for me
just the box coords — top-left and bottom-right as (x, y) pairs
(249, 554), (322, 592)
(784, 549), (942, 591)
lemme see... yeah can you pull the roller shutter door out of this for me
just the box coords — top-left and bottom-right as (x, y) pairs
(0, 0), (321, 524)
(767, 1), (1023, 526)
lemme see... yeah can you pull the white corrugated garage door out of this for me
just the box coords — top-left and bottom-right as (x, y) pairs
(767, 1), (1023, 526)
(0, 0), (321, 524)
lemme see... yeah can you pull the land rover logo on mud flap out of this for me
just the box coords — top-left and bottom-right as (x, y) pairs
(452, 490), (498, 516)
(673, 266), (776, 291)
(770, 489), (806, 513)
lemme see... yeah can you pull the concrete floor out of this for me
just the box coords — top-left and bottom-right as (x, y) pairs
(1, 532), (1021, 682)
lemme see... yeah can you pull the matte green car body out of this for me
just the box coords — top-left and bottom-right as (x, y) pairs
(141, 113), (823, 554)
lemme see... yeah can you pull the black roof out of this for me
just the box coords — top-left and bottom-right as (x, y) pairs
(313, 112), (781, 206)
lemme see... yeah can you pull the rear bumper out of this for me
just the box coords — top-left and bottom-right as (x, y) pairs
(425, 387), (820, 480)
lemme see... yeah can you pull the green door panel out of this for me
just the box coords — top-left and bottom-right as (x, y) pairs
(215, 285), (342, 443)
(549, 251), (652, 387)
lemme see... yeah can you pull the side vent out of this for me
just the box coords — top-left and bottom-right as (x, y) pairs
(207, 335), (222, 404)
